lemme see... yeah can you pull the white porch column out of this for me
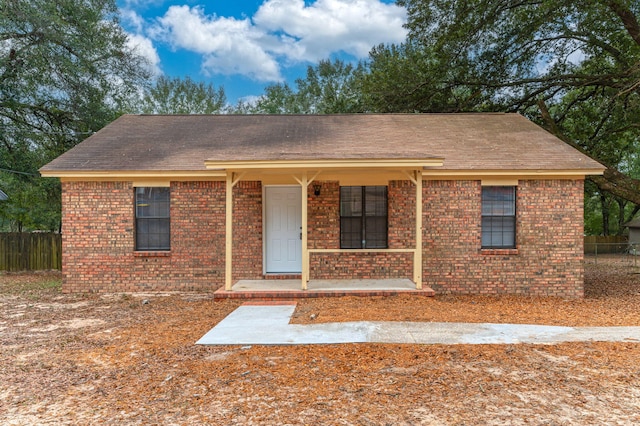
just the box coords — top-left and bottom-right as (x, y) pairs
(225, 172), (233, 290)
(301, 172), (309, 290)
(414, 170), (423, 289)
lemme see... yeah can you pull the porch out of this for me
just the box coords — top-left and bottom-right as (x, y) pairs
(213, 278), (436, 301)
(217, 166), (436, 293)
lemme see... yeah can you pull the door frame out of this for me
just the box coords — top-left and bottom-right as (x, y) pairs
(262, 185), (302, 274)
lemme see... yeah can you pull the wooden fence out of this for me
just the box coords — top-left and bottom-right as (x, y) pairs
(583, 235), (629, 254)
(0, 233), (62, 271)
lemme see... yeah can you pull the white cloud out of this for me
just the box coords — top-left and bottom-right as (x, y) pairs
(150, 5), (282, 81)
(147, 0), (406, 82)
(121, 8), (146, 34)
(120, 8), (162, 76)
(126, 33), (162, 77)
(254, 0), (407, 61)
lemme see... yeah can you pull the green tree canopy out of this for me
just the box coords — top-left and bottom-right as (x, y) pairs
(238, 59), (367, 114)
(0, 0), (150, 231)
(365, 0), (640, 205)
(139, 76), (227, 114)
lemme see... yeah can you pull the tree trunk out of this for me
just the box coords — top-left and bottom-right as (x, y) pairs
(616, 198), (626, 236)
(601, 194), (610, 236)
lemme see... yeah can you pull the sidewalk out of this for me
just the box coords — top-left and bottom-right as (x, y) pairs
(196, 303), (640, 346)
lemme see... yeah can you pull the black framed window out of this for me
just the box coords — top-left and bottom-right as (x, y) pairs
(340, 186), (387, 249)
(135, 187), (170, 251)
(481, 186), (516, 248)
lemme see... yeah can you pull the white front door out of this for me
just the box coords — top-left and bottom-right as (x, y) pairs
(265, 186), (302, 273)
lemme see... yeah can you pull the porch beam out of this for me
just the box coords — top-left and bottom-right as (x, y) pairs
(403, 170), (418, 185)
(232, 171), (246, 186)
(301, 172), (309, 290)
(414, 170), (423, 289)
(307, 171), (321, 186)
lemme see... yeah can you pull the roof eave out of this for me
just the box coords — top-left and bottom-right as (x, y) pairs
(422, 168), (606, 177)
(38, 169), (226, 179)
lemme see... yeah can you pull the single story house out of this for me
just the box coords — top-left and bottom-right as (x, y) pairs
(40, 113), (604, 297)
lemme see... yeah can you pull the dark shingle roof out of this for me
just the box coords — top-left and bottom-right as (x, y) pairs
(40, 113), (604, 173)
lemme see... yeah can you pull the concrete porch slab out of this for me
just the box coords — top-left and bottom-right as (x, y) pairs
(213, 278), (435, 300)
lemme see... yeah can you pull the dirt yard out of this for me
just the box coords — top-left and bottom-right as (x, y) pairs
(2, 257), (640, 425)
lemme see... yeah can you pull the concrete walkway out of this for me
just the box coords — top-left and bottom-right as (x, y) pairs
(196, 303), (640, 346)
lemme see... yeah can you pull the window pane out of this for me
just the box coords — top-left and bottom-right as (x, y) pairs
(136, 187), (170, 218)
(365, 216), (387, 248)
(364, 186), (387, 217)
(481, 217), (515, 248)
(482, 187), (515, 216)
(136, 218), (170, 250)
(340, 217), (362, 248)
(340, 187), (362, 217)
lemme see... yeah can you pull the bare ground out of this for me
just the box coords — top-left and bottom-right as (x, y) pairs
(1, 257), (640, 425)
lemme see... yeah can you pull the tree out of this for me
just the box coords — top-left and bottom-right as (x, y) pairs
(238, 59), (368, 114)
(0, 0), (150, 230)
(243, 83), (300, 114)
(293, 59), (368, 114)
(366, 0), (640, 208)
(364, 42), (498, 113)
(139, 76), (227, 114)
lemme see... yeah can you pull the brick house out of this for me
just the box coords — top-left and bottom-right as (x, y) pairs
(40, 113), (604, 297)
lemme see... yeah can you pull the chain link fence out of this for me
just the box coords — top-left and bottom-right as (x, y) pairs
(584, 239), (640, 268)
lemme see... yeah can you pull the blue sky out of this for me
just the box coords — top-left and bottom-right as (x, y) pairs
(117, 0), (407, 104)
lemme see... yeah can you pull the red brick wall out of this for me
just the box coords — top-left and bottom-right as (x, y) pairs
(232, 181), (263, 279)
(61, 181), (227, 292)
(308, 181), (339, 249)
(61, 181), (135, 292)
(61, 178), (585, 296)
(388, 180), (416, 249)
(171, 181), (225, 288)
(422, 179), (584, 297)
(306, 180), (415, 280)
(310, 252), (413, 280)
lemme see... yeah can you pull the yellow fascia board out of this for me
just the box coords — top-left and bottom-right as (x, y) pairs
(481, 178), (519, 186)
(204, 158), (444, 170)
(423, 168), (605, 179)
(39, 170), (227, 180)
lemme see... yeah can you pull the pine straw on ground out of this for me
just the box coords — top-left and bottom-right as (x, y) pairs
(291, 260), (640, 326)
(2, 258), (640, 425)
